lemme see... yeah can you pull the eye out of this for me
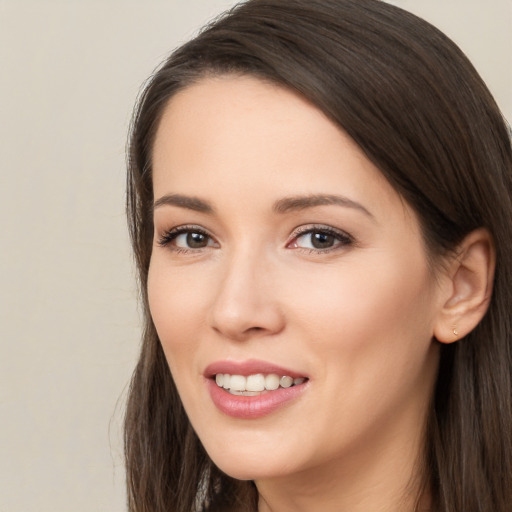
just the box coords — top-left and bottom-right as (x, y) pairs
(174, 231), (211, 248)
(287, 226), (353, 252)
(157, 226), (218, 251)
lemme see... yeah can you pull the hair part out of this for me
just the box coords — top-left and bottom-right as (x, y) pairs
(125, 1), (512, 510)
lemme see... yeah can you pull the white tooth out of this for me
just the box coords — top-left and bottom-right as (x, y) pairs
(223, 374), (231, 389)
(280, 376), (293, 388)
(229, 390), (262, 396)
(293, 377), (306, 386)
(265, 374), (280, 390)
(246, 374), (265, 392)
(215, 374), (224, 387)
(230, 374), (247, 391)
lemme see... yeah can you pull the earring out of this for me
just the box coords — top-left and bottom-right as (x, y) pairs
(453, 327), (459, 339)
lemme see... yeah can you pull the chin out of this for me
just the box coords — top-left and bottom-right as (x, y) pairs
(207, 452), (266, 480)
(205, 445), (295, 481)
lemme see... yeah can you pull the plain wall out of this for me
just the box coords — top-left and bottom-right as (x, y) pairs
(1, 1), (510, 511)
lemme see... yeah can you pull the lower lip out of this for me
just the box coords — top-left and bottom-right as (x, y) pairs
(207, 379), (308, 419)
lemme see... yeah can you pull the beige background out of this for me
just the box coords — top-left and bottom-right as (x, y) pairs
(1, 1), (510, 511)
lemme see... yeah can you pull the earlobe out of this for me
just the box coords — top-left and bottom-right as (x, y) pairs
(434, 229), (495, 344)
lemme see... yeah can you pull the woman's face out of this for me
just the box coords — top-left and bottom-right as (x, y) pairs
(149, 76), (443, 484)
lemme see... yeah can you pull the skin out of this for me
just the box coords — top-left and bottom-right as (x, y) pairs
(148, 75), (450, 511)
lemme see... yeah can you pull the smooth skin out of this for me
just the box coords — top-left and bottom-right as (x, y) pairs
(148, 76), (494, 512)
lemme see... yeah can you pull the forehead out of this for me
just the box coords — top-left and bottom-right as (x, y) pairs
(153, 75), (334, 165)
(151, 75), (412, 225)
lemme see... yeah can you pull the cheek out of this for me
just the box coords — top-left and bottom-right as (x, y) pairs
(147, 262), (212, 416)
(147, 261), (206, 360)
(287, 257), (438, 439)
(287, 253), (436, 368)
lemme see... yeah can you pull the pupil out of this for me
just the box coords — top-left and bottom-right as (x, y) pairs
(312, 232), (334, 249)
(187, 232), (207, 248)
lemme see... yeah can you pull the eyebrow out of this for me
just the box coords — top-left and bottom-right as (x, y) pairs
(153, 192), (373, 219)
(273, 194), (374, 219)
(153, 194), (214, 214)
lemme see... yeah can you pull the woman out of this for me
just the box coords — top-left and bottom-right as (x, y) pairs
(124, 0), (512, 510)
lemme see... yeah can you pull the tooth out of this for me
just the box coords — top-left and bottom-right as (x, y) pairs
(229, 374), (246, 391)
(229, 390), (262, 396)
(242, 391), (261, 396)
(280, 376), (293, 388)
(217, 372), (305, 391)
(265, 374), (280, 390)
(246, 374), (265, 392)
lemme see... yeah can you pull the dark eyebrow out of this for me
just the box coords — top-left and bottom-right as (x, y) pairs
(153, 194), (214, 214)
(273, 194), (374, 219)
(153, 193), (373, 219)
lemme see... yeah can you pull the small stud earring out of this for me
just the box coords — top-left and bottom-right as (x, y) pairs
(453, 328), (459, 338)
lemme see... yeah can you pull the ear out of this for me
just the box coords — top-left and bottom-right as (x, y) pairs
(434, 228), (495, 344)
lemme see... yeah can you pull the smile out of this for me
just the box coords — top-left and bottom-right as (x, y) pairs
(215, 373), (307, 395)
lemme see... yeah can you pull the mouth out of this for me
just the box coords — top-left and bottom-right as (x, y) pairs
(204, 360), (309, 418)
(214, 373), (307, 396)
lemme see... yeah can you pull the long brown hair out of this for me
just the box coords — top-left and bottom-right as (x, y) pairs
(125, 1), (512, 510)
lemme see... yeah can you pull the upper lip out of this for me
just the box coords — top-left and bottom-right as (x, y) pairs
(204, 359), (307, 379)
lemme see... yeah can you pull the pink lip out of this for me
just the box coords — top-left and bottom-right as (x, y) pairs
(204, 359), (309, 419)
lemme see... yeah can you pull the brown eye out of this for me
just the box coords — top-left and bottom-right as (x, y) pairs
(289, 227), (353, 252)
(185, 232), (209, 248)
(157, 227), (218, 250)
(310, 232), (335, 249)
(173, 231), (214, 249)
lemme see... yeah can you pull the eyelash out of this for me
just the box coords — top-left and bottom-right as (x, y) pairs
(156, 224), (354, 254)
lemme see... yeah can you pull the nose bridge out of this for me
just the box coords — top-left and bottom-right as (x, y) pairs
(209, 243), (283, 340)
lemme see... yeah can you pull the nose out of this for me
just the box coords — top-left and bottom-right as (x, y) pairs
(208, 251), (285, 341)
